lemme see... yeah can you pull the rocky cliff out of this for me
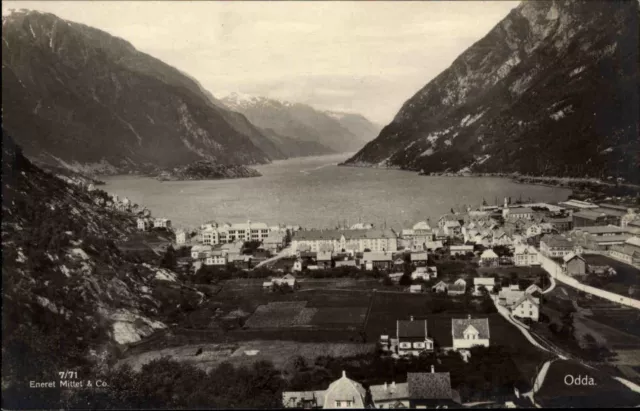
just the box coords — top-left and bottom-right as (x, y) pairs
(1, 10), (275, 174)
(221, 93), (378, 154)
(345, 0), (639, 183)
(2, 128), (202, 397)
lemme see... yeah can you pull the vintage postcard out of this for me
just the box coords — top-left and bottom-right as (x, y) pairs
(2, 0), (639, 409)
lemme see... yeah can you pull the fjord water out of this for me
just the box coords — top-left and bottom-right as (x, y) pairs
(102, 153), (571, 230)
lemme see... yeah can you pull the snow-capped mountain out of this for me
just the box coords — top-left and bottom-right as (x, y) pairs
(221, 93), (379, 153)
(345, 0), (639, 183)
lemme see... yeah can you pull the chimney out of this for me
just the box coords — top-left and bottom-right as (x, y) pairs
(468, 314), (471, 320)
(431, 365), (435, 373)
(410, 316), (414, 321)
(384, 382), (388, 391)
(342, 370), (346, 378)
(391, 381), (396, 392)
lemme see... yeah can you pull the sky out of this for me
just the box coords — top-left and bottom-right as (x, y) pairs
(3, 1), (519, 124)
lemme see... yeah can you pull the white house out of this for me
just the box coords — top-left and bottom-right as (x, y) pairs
(479, 249), (499, 267)
(451, 316), (490, 350)
(191, 244), (212, 259)
(397, 317), (434, 356)
(176, 230), (187, 245)
(514, 245), (539, 266)
(511, 294), (540, 321)
(473, 277), (495, 295)
(273, 274), (297, 287)
(411, 266), (435, 281)
(154, 218), (172, 228)
(205, 251), (227, 266)
(447, 279), (466, 296)
(137, 218), (151, 231)
(292, 229), (398, 253)
(282, 370), (366, 409)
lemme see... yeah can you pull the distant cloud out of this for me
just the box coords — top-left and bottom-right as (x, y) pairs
(3, 1), (518, 123)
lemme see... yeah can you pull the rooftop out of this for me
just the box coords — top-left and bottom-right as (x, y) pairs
(573, 210), (609, 220)
(541, 234), (573, 248)
(452, 317), (490, 339)
(370, 382), (409, 403)
(407, 372), (453, 400)
(397, 319), (428, 338)
(294, 228), (397, 241)
(575, 225), (627, 235)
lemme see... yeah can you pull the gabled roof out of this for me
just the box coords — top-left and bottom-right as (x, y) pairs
(412, 221), (432, 230)
(370, 382), (409, 403)
(541, 234), (573, 248)
(626, 236), (640, 247)
(433, 281), (448, 289)
(480, 249), (498, 259)
(513, 293), (540, 309)
(563, 252), (584, 263)
(407, 372), (452, 400)
(452, 317), (490, 339)
(397, 319), (428, 338)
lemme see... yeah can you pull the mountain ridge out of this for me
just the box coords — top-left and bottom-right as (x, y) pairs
(345, 0), (639, 183)
(221, 92), (380, 154)
(1, 10), (276, 175)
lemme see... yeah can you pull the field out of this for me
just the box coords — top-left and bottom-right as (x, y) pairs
(124, 276), (552, 389)
(582, 254), (640, 295)
(535, 284), (640, 382)
(117, 340), (375, 372)
(362, 292), (550, 379)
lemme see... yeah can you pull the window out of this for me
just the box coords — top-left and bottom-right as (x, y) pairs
(529, 311), (533, 316)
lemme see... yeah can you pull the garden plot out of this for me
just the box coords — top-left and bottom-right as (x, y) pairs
(244, 301), (313, 328)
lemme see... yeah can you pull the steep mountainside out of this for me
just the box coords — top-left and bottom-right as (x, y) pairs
(1, 10), (274, 174)
(221, 93), (376, 153)
(2, 128), (202, 401)
(346, 0), (639, 183)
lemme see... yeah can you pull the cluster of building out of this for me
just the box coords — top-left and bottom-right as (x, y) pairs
(380, 315), (490, 357)
(497, 284), (542, 321)
(137, 216), (172, 231)
(283, 368), (460, 409)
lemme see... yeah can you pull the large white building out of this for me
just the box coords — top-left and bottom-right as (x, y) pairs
(200, 221), (274, 245)
(291, 229), (398, 253)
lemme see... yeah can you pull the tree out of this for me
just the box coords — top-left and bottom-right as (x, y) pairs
(160, 245), (177, 270)
(284, 229), (292, 245)
(382, 275), (394, 286)
(399, 274), (412, 286)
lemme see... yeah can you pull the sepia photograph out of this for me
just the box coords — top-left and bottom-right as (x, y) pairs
(1, 0), (639, 408)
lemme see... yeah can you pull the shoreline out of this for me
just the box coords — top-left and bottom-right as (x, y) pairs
(338, 162), (640, 192)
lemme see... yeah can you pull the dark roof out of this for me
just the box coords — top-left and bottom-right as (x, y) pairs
(573, 210), (607, 220)
(540, 234), (573, 248)
(451, 317), (490, 339)
(293, 228), (397, 241)
(407, 372), (452, 400)
(397, 320), (427, 338)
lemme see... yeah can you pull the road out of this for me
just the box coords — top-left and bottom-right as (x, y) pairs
(492, 281), (640, 406)
(252, 246), (293, 269)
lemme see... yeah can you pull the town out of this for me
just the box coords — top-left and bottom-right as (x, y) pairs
(117, 193), (640, 408)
